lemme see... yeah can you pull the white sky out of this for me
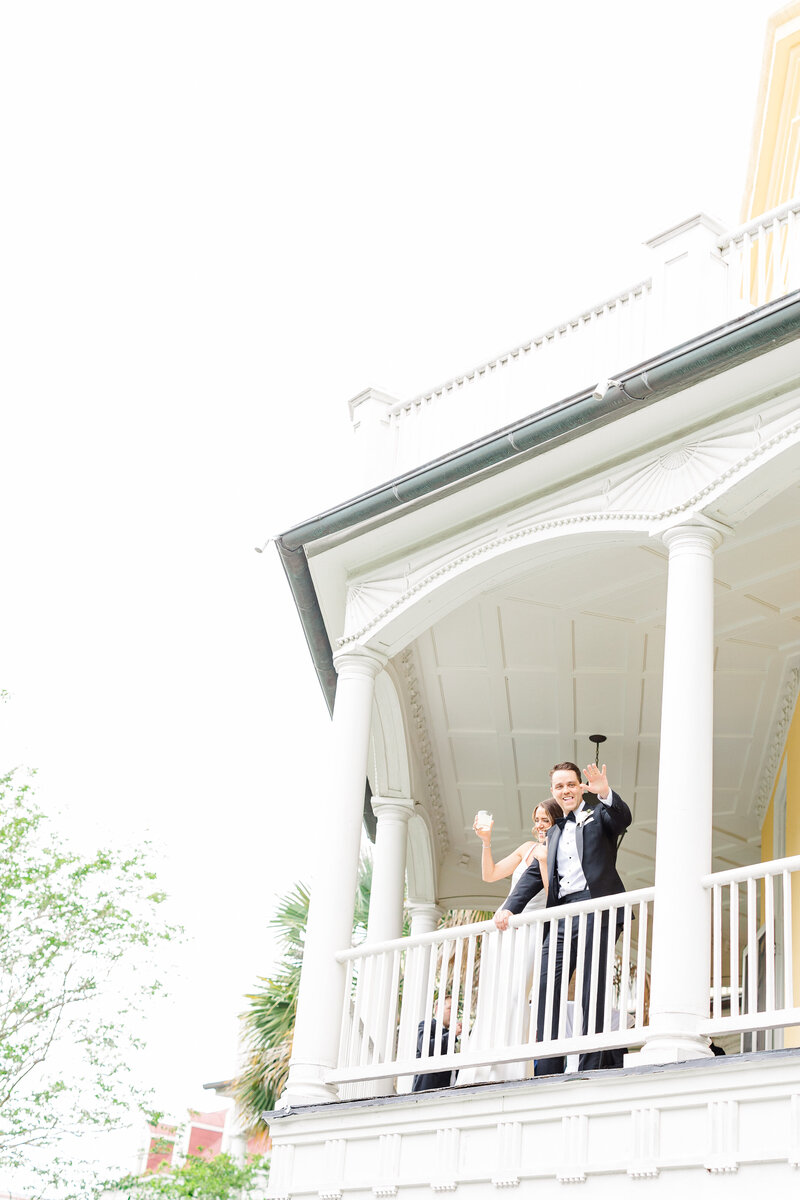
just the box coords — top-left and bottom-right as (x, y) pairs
(0, 0), (788, 1176)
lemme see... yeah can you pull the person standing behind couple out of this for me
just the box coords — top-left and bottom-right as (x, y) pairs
(412, 994), (462, 1091)
(494, 761), (632, 1076)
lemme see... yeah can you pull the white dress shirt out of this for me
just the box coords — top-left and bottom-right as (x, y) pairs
(556, 792), (612, 896)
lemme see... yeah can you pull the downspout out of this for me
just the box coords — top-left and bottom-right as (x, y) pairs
(274, 542), (376, 838)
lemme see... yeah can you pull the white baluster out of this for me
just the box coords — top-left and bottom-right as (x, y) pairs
(747, 876), (758, 1018)
(634, 899), (649, 1029)
(783, 869), (794, 1015)
(618, 904), (632, 1030)
(527, 921), (545, 1047)
(730, 881), (740, 1020)
(461, 933), (477, 1039)
(765, 873), (776, 1014)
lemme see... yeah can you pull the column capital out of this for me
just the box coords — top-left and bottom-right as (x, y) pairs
(332, 646), (388, 680)
(371, 795), (414, 824)
(661, 520), (725, 554)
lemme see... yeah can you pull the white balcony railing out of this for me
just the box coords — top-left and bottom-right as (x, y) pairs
(330, 857), (800, 1097)
(704, 854), (800, 1046)
(331, 888), (653, 1094)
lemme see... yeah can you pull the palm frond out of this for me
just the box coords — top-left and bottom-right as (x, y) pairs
(234, 853), (373, 1133)
(440, 907), (494, 928)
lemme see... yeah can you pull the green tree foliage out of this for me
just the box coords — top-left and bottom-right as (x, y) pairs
(234, 855), (372, 1131)
(107, 1151), (267, 1200)
(0, 768), (178, 1180)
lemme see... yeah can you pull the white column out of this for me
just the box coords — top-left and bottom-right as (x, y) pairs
(282, 647), (386, 1106)
(367, 797), (414, 943)
(634, 522), (722, 1065)
(361, 797), (414, 1099)
(406, 902), (444, 1030)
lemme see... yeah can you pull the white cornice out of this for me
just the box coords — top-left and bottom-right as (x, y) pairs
(337, 413), (800, 648)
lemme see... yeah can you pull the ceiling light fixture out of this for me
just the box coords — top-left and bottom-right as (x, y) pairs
(588, 733), (607, 767)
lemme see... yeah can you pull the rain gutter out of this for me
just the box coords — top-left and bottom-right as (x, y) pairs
(274, 290), (800, 719)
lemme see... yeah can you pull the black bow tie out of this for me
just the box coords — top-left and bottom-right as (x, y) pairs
(557, 812), (577, 828)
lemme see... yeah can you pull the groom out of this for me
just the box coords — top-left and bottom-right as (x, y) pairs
(494, 761), (632, 1075)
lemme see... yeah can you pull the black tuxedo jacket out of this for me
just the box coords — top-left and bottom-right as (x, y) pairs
(412, 1018), (456, 1091)
(502, 790), (632, 915)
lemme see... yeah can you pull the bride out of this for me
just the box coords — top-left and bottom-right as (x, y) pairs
(456, 798), (562, 1086)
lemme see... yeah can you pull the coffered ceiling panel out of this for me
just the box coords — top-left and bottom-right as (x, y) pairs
(573, 614), (632, 672)
(518, 784), (554, 823)
(639, 677), (663, 736)
(456, 784), (506, 832)
(438, 671), (494, 730)
(716, 640), (776, 670)
(579, 576), (665, 622)
(431, 606), (487, 667)
(716, 526), (798, 580)
(511, 734), (564, 786)
(714, 682), (767, 736)
(755, 569), (800, 609)
(643, 631), (665, 672)
(713, 739), (755, 790)
(635, 739), (661, 787)
(737, 614), (800, 649)
(715, 591), (779, 634)
(497, 603), (559, 669)
(574, 676), (626, 734)
(449, 733), (502, 784)
(506, 675), (559, 731)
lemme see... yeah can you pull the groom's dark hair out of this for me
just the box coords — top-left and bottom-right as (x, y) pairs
(549, 761), (582, 781)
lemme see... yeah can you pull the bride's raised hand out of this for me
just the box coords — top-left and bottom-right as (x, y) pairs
(472, 813), (494, 843)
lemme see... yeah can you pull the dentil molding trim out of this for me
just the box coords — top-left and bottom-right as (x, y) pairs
(756, 666), (800, 820)
(400, 648), (449, 859)
(389, 280), (651, 420)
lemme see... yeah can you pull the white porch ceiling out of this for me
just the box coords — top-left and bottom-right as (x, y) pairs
(410, 484), (800, 902)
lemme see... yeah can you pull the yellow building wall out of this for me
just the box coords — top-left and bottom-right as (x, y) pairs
(761, 691), (800, 1046)
(742, 3), (800, 221)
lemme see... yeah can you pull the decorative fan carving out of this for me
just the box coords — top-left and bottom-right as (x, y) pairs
(607, 437), (742, 513)
(343, 579), (406, 638)
(658, 445), (698, 471)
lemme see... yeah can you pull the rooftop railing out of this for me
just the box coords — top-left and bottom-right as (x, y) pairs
(718, 197), (800, 314)
(365, 197), (800, 477)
